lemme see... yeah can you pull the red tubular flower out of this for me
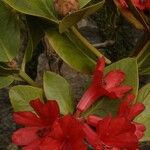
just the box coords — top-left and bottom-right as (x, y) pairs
(77, 57), (132, 113)
(12, 99), (60, 150)
(40, 115), (87, 150)
(118, 0), (150, 10)
(85, 94), (145, 149)
(117, 94), (145, 139)
(84, 116), (139, 150)
(117, 94), (145, 120)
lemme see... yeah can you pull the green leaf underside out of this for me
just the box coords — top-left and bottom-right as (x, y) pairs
(79, 0), (92, 8)
(44, 71), (74, 115)
(135, 84), (150, 142)
(59, 0), (105, 33)
(9, 85), (43, 112)
(83, 58), (139, 117)
(0, 1), (20, 62)
(45, 29), (95, 74)
(4, 0), (58, 23)
(0, 75), (14, 89)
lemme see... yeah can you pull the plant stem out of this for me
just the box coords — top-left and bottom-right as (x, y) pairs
(70, 26), (111, 64)
(126, 0), (150, 32)
(19, 70), (39, 87)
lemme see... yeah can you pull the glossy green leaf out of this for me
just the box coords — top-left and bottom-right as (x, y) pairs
(83, 58), (139, 117)
(4, 0), (58, 23)
(59, 0), (105, 33)
(44, 71), (74, 115)
(137, 40), (150, 75)
(0, 75), (14, 89)
(0, 1), (20, 62)
(113, 0), (144, 30)
(135, 84), (150, 141)
(9, 85), (43, 111)
(45, 29), (95, 74)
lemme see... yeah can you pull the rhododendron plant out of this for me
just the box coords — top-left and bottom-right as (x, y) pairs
(12, 57), (146, 150)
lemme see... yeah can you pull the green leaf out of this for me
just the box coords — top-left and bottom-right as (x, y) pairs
(0, 1), (20, 62)
(4, 0), (58, 23)
(79, 0), (91, 8)
(83, 58), (139, 117)
(9, 85), (43, 111)
(113, 0), (144, 30)
(0, 65), (19, 76)
(135, 84), (150, 142)
(0, 75), (14, 89)
(45, 29), (95, 74)
(137, 40), (150, 75)
(59, 0), (105, 33)
(44, 71), (74, 115)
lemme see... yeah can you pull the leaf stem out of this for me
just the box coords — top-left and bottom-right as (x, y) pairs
(70, 26), (111, 64)
(19, 70), (39, 87)
(126, 0), (150, 32)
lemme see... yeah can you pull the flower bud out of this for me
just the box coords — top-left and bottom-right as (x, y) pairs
(54, 0), (79, 16)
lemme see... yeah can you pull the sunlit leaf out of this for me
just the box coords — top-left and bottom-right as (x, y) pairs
(44, 71), (74, 115)
(9, 85), (43, 111)
(135, 84), (150, 141)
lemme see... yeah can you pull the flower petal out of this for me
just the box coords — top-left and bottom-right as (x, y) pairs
(132, 0), (150, 10)
(107, 85), (132, 99)
(12, 127), (40, 146)
(118, 94), (135, 117)
(92, 57), (105, 86)
(117, 94), (145, 120)
(127, 103), (145, 120)
(30, 99), (60, 124)
(77, 86), (105, 112)
(40, 137), (61, 150)
(13, 112), (44, 127)
(83, 123), (97, 146)
(23, 139), (41, 150)
(134, 122), (146, 139)
(87, 115), (102, 127)
(103, 70), (125, 89)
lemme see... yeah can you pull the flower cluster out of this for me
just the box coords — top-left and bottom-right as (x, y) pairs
(12, 100), (86, 150)
(118, 0), (150, 10)
(12, 57), (145, 150)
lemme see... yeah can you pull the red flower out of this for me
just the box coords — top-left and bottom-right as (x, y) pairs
(77, 57), (132, 113)
(12, 99), (60, 150)
(118, 0), (150, 10)
(117, 94), (145, 121)
(84, 94), (145, 149)
(117, 94), (145, 139)
(84, 116), (139, 150)
(40, 115), (87, 150)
